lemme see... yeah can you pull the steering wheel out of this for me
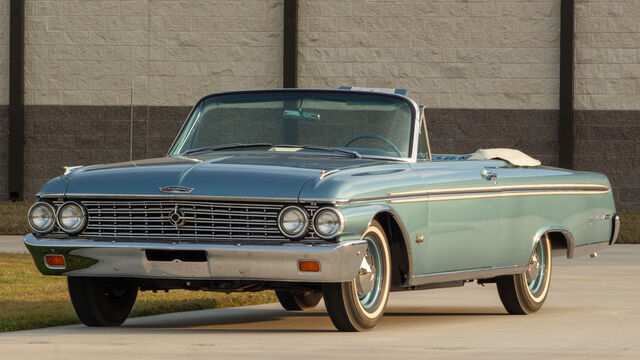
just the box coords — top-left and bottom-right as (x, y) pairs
(344, 134), (402, 157)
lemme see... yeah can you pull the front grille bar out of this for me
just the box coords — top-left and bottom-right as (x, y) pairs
(53, 199), (320, 242)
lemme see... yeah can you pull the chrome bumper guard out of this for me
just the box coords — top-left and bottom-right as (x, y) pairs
(24, 234), (368, 282)
(610, 215), (620, 245)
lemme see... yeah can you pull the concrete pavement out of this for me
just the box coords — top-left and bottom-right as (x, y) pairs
(1, 245), (638, 359)
(0, 235), (27, 254)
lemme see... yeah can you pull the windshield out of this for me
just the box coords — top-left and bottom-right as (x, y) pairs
(169, 91), (415, 159)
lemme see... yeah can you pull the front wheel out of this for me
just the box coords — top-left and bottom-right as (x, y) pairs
(67, 277), (138, 326)
(496, 234), (552, 314)
(323, 220), (391, 331)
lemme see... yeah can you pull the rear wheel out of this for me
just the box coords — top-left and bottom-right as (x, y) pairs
(323, 220), (391, 331)
(67, 277), (138, 326)
(497, 234), (552, 314)
(276, 290), (323, 311)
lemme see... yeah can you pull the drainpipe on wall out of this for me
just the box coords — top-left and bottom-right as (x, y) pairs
(8, 0), (24, 200)
(283, 0), (298, 88)
(559, 0), (575, 169)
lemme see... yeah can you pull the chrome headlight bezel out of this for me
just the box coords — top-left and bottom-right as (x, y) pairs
(277, 206), (309, 239)
(28, 201), (57, 234)
(312, 207), (344, 239)
(56, 201), (87, 234)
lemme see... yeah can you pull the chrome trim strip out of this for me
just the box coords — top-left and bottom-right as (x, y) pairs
(610, 215), (620, 245)
(389, 190), (611, 203)
(389, 183), (610, 197)
(409, 265), (527, 286)
(36, 193), (66, 198)
(38, 193), (302, 203)
(24, 234), (368, 283)
(345, 183), (612, 204)
(319, 169), (341, 179)
(572, 241), (609, 258)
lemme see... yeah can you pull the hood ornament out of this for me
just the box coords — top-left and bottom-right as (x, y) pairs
(159, 186), (195, 194)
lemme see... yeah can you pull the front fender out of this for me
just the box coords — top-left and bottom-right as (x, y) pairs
(337, 203), (399, 242)
(337, 203), (416, 285)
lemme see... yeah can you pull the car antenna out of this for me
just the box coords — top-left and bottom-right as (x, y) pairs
(129, 79), (134, 162)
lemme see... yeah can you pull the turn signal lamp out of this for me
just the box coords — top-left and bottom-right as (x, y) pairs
(45, 254), (66, 269)
(299, 260), (320, 272)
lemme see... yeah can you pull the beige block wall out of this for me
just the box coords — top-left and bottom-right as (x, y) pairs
(298, 0), (561, 109)
(575, 0), (640, 110)
(23, 0), (283, 106)
(1, 0), (8, 105)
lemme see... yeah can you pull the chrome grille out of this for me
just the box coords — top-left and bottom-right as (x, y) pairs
(63, 200), (320, 242)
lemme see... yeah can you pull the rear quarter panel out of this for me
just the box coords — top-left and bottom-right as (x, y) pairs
(495, 166), (616, 267)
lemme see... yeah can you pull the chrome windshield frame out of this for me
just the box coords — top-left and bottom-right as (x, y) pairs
(166, 89), (421, 163)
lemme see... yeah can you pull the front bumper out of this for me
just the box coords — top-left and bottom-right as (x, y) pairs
(24, 234), (368, 282)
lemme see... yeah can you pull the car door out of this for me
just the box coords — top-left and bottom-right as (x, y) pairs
(415, 160), (504, 274)
(411, 112), (503, 275)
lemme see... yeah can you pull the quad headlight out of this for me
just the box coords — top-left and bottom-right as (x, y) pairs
(56, 201), (87, 234)
(313, 207), (344, 239)
(28, 202), (57, 233)
(278, 206), (309, 238)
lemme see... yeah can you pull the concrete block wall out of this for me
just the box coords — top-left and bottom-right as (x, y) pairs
(19, 0), (284, 198)
(575, 0), (640, 110)
(23, 0), (283, 106)
(574, 0), (640, 210)
(1, 0), (9, 199)
(298, 0), (561, 165)
(298, 0), (560, 110)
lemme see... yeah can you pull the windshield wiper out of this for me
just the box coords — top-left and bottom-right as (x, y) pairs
(275, 144), (361, 158)
(181, 143), (272, 156)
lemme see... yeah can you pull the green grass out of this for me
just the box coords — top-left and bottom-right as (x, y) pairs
(0, 201), (31, 235)
(618, 211), (640, 244)
(0, 253), (277, 332)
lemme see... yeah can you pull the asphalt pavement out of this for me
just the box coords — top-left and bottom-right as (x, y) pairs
(1, 243), (639, 359)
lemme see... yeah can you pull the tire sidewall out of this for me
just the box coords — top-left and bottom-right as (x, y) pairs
(515, 235), (552, 312)
(341, 221), (391, 329)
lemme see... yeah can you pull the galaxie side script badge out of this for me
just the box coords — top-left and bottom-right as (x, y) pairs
(159, 186), (195, 194)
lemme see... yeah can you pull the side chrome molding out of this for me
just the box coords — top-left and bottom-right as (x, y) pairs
(409, 265), (527, 287)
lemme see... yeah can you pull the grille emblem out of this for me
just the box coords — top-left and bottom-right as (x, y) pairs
(159, 186), (195, 194)
(168, 206), (195, 228)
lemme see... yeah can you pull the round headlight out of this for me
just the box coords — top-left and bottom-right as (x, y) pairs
(56, 202), (86, 234)
(313, 207), (344, 239)
(28, 202), (57, 233)
(278, 206), (309, 238)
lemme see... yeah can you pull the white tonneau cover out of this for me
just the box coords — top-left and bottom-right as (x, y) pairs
(468, 148), (542, 167)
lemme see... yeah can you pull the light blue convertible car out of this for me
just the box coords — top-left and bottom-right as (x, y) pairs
(25, 88), (619, 331)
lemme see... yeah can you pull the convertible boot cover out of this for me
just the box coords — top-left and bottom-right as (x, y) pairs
(469, 148), (542, 167)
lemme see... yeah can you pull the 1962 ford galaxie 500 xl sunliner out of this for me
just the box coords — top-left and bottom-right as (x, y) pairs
(25, 88), (619, 331)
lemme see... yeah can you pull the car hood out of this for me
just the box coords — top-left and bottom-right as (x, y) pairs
(53, 153), (388, 200)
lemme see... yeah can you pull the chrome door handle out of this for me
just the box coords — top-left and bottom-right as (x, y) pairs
(481, 169), (498, 181)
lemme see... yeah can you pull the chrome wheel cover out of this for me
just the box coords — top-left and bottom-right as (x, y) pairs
(356, 235), (383, 310)
(526, 240), (547, 297)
